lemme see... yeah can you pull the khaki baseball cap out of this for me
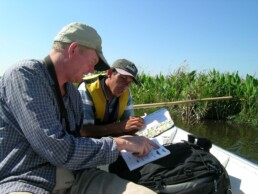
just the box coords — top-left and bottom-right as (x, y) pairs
(54, 22), (110, 71)
(112, 59), (140, 86)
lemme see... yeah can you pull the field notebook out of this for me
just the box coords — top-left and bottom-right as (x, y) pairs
(120, 138), (171, 171)
(137, 108), (174, 138)
(120, 108), (174, 171)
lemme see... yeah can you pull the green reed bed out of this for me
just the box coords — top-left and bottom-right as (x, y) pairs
(130, 68), (258, 126)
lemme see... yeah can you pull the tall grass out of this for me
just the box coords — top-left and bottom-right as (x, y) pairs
(130, 68), (258, 126)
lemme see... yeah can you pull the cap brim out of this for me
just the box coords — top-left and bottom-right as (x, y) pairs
(95, 52), (110, 71)
(115, 68), (141, 86)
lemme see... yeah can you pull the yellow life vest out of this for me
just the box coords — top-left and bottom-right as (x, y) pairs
(83, 74), (129, 123)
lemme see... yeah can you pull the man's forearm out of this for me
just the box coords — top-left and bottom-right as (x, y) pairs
(80, 123), (123, 137)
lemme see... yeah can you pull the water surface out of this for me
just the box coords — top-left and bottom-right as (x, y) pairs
(171, 113), (258, 165)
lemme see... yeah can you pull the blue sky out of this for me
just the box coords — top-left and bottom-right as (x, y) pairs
(1, 0), (257, 78)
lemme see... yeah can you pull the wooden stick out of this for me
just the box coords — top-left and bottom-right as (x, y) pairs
(133, 96), (233, 109)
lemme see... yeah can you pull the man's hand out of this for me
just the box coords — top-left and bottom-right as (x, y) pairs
(120, 116), (145, 134)
(113, 135), (159, 157)
(80, 116), (144, 137)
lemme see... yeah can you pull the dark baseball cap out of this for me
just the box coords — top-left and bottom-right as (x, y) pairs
(54, 22), (110, 71)
(112, 59), (140, 86)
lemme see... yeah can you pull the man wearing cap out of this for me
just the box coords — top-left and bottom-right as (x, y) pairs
(0, 22), (157, 194)
(78, 59), (144, 137)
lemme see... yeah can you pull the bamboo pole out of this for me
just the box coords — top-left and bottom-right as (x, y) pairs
(133, 96), (233, 109)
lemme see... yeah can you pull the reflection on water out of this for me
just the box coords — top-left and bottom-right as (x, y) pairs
(171, 113), (258, 164)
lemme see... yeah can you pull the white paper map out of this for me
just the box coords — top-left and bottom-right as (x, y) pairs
(120, 138), (171, 171)
(137, 108), (174, 138)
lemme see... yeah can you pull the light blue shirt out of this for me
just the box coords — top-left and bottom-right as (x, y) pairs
(0, 59), (119, 193)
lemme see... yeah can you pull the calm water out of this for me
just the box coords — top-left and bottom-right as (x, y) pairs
(171, 113), (258, 165)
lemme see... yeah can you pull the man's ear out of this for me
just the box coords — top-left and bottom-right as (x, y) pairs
(68, 42), (79, 56)
(107, 69), (113, 77)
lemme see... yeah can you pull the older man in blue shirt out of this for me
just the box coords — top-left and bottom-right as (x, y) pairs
(0, 22), (157, 194)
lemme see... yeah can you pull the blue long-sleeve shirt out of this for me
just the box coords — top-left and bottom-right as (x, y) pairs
(0, 59), (119, 193)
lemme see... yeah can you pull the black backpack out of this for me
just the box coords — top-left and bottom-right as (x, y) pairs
(109, 135), (232, 194)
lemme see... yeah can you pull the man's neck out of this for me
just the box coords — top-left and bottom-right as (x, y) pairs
(104, 78), (114, 101)
(49, 52), (66, 96)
